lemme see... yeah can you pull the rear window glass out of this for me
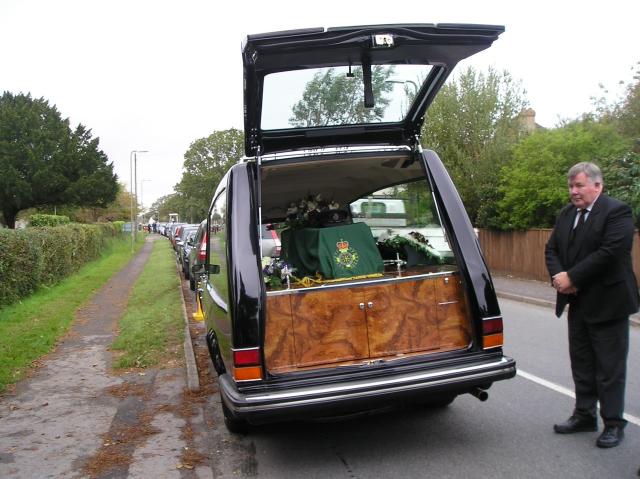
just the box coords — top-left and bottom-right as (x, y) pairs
(261, 64), (432, 130)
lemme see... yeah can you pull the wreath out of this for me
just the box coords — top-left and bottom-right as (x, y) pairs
(379, 231), (443, 264)
(285, 194), (340, 230)
(262, 257), (296, 288)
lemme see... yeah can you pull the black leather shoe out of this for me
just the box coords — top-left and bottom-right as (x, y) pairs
(553, 415), (597, 434)
(596, 426), (624, 448)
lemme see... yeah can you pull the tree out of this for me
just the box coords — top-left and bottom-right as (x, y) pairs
(600, 150), (640, 220)
(592, 62), (640, 139)
(289, 66), (395, 127)
(419, 66), (529, 227)
(589, 63), (640, 222)
(150, 193), (186, 222)
(173, 128), (244, 222)
(495, 120), (630, 230)
(38, 182), (133, 223)
(0, 92), (117, 228)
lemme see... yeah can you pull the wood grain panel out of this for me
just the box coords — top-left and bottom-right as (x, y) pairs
(435, 275), (471, 349)
(365, 280), (440, 357)
(291, 287), (369, 367)
(264, 295), (297, 372)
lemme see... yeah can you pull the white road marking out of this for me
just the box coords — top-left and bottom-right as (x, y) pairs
(517, 369), (640, 427)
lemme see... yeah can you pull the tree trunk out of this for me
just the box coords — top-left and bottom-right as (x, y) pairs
(2, 210), (17, 229)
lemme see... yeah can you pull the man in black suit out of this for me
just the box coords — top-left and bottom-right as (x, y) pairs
(546, 161), (639, 448)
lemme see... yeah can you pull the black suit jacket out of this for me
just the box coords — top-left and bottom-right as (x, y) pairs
(545, 194), (639, 321)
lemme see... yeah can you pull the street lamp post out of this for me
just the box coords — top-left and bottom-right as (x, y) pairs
(130, 150), (148, 253)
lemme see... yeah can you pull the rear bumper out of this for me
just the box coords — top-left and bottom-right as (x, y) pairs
(219, 355), (516, 424)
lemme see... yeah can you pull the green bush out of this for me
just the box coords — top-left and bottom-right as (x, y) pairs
(0, 223), (121, 308)
(29, 214), (71, 227)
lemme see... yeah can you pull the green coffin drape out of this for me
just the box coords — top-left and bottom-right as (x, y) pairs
(281, 223), (384, 279)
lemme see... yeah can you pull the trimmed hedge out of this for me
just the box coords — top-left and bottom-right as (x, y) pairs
(29, 214), (71, 227)
(0, 223), (122, 307)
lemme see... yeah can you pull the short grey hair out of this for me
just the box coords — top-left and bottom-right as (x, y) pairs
(567, 162), (603, 185)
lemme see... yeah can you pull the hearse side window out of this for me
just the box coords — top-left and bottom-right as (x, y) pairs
(350, 180), (456, 266)
(208, 189), (229, 305)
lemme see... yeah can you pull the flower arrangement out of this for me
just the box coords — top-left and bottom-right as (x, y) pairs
(285, 194), (340, 230)
(378, 231), (443, 264)
(262, 257), (296, 288)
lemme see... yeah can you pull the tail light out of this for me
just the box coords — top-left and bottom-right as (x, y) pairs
(482, 316), (504, 349)
(198, 232), (207, 262)
(270, 229), (281, 257)
(232, 347), (263, 381)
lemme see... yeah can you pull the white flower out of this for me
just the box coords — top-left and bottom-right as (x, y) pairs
(329, 201), (340, 210)
(315, 194), (323, 202)
(286, 205), (298, 216)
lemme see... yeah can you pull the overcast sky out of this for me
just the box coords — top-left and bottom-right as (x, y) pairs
(2, 0), (638, 211)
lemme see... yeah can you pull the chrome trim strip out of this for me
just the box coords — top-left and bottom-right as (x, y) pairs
(206, 282), (228, 312)
(266, 270), (458, 296)
(244, 145), (413, 164)
(244, 357), (511, 403)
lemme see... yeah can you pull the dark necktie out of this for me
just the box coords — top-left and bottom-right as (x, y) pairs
(571, 209), (587, 242)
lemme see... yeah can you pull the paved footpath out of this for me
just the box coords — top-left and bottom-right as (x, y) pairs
(0, 236), (211, 479)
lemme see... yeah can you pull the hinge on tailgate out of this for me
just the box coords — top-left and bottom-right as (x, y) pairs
(412, 134), (423, 155)
(249, 127), (260, 157)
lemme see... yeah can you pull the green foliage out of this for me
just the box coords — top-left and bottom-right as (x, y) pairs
(171, 128), (244, 222)
(0, 223), (121, 307)
(592, 62), (640, 139)
(0, 235), (142, 392)
(0, 92), (118, 228)
(495, 120), (630, 230)
(600, 151), (640, 219)
(150, 193), (184, 223)
(29, 214), (70, 227)
(420, 67), (529, 226)
(112, 221), (125, 232)
(378, 232), (443, 264)
(289, 66), (395, 127)
(48, 183), (135, 223)
(111, 239), (183, 368)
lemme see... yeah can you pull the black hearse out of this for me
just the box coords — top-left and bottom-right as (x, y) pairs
(197, 24), (516, 432)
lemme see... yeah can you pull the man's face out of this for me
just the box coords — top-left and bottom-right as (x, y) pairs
(569, 172), (602, 209)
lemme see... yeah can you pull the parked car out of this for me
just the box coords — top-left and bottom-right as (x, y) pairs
(260, 224), (281, 257)
(199, 24), (516, 432)
(166, 222), (183, 243)
(188, 220), (208, 291)
(175, 225), (198, 274)
(180, 230), (198, 278)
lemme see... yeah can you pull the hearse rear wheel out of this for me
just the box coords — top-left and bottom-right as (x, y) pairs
(221, 400), (249, 434)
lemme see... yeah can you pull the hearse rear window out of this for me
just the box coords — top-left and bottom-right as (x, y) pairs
(261, 64), (433, 130)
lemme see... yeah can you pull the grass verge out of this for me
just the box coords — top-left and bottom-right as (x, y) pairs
(0, 235), (144, 393)
(111, 239), (184, 369)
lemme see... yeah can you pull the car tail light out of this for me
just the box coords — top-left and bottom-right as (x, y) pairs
(232, 347), (262, 381)
(270, 229), (281, 256)
(482, 316), (503, 349)
(198, 232), (207, 262)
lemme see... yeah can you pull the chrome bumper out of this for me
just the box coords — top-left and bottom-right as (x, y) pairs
(219, 356), (516, 423)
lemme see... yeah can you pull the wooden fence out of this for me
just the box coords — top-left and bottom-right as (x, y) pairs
(477, 228), (640, 286)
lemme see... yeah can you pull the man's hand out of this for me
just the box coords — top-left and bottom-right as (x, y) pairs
(552, 272), (577, 294)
